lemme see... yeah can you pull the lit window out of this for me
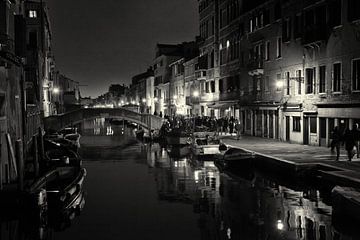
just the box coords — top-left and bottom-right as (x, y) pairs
(29, 10), (37, 18)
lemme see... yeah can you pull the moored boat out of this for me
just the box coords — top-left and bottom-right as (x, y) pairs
(215, 147), (255, 171)
(191, 135), (221, 160)
(28, 166), (86, 210)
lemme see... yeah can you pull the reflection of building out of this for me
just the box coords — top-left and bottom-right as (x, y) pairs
(216, 173), (336, 239)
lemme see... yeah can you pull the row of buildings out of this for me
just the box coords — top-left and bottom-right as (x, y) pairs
(0, 0), (80, 186)
(126, 0), (360, 147)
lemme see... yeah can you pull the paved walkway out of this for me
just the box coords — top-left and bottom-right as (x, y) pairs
(219, 134), (360, 175)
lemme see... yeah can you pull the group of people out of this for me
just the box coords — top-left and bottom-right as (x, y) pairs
(159, 115), (243, 140)
(330, 123), (360, 161)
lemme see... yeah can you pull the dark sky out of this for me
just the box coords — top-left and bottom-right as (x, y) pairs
(46, 0), (198, 97)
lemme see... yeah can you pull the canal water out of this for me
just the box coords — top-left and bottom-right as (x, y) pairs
(0, 118), (357, 239)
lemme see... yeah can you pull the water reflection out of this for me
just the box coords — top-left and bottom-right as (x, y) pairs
(144, 143), (353, 240)
(0, 191), (85, 240)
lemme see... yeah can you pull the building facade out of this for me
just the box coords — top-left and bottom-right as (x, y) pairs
(195, 0), (360, 146)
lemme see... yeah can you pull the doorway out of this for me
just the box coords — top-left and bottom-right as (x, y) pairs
(303, 117), (309, 145)
(285, 116), (290, 142)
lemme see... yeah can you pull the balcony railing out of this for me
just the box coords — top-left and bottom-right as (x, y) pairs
(247, 57), (264, 76)
(0, 33), (15, 54)
(195, 70), (207, 80)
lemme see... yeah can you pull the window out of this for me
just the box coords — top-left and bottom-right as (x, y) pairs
(276, 37), (282, 58)
(329, 0), (341, 27)
(348, 0), (360, 22)
(294, 14), (303, 39)
(293, 117), (301, 132)
(210, 81), (215, 92)
(249, 19), (253, 32)
(333, 63), (341, 92)
(285, 72), (290, 95)
(296, 70), (302, 94)
(265, 41), (270, 61)
(206, 82), (210, 93)
(274, 2), (281, 21)
(306, 68), (314, 94)
(29, 31), (38, 48)
(282, 18), (291, 42)
(319, 66), (326, 93)
(310, 117), (317, 133)
(29, 10), (37, 18)
(265, 76), (270, 92)
(353, 59), (360, 91)
(219, 78), (224, 93)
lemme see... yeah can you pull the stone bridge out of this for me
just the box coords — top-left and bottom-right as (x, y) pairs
(43, 108), (164, 132)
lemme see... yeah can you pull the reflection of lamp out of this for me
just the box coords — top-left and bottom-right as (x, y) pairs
(277, 220), (284, 230)
(131, 100), (135, 105)
(121, 100), (124, 105)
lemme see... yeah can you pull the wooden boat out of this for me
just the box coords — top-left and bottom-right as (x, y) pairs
(28, 167), (86, 210)
(165, 128), (191, 145)
(64, 133), (81, 149)
(45, 148), (82, 170)
(191, 136), (221, 160)
(214, 147), (255, 171)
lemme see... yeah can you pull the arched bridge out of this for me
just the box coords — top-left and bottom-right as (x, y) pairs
(43, 108), (164, 132)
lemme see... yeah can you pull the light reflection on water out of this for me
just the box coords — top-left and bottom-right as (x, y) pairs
(0, 118), (356, 240)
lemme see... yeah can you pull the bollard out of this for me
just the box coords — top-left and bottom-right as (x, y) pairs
(15, 139), (24, 191)
(33, 135), (39, 177)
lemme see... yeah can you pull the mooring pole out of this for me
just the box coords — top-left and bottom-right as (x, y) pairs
(15, 140), (24, 191)
(33, 135), (39, 177)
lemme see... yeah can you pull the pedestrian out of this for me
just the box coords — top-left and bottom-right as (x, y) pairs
(330, 126), (342, 161)
(229, 118), (234, 136)
(343, 127), (356, 161)
(354, 123), (360, 158)
(217, 118), (223, 135)
(235, 120), (242, 140)
(223, 117), (228, 135)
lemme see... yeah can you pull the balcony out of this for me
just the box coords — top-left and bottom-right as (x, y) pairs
(0, 33), (22, 65)
(247, 57), (264, 76)
(195, 70), (207, 80)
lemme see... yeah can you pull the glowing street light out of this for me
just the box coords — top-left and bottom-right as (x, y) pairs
(277, 220), (284, 231)
(173, 95), (178, 100)
(193, 90), (199, 97)
(52, 87), (60, 94)
(142, 98), (146, 103)
(276, 81), (284, 88)
(154, 97), (158, 102)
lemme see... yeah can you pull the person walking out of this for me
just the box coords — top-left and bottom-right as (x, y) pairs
(330, 126), (342, 161)
(235, 120), (242, 140)
(229, 117), (234, 136)
(354, 123), (360, 158)
(343, 127), (356, 162)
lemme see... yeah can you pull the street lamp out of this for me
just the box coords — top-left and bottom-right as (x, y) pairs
(193, 90), (199, 97)
(142, 98), (146, 103)
(52, 87), (60, 94)
(154, 97), (158, 102)
(173, 95), (178, 100)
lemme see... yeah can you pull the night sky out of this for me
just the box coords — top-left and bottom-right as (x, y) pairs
(46, 0), (198, 98)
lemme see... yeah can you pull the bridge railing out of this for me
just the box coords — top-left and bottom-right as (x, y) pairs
(43, 108), (164, 132)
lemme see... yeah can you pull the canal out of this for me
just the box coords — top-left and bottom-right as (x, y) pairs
(1, 118), (358, 239)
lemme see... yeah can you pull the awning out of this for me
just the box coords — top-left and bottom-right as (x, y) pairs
(207, 102), (234, 109)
